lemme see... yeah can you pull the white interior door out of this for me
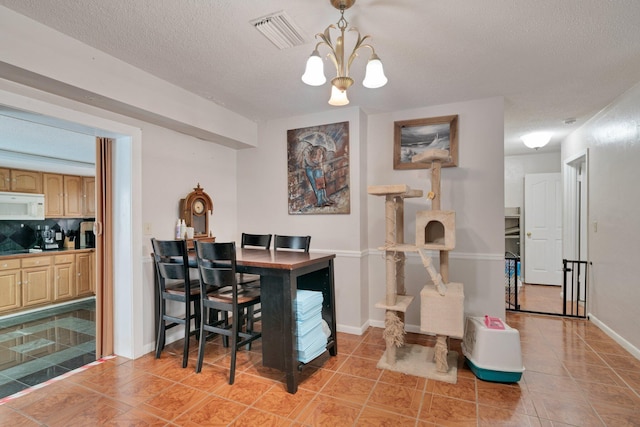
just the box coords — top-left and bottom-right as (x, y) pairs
(524, 173), (563, 285)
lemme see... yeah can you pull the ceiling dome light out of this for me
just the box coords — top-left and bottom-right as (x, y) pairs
(521, 131), (552, 149)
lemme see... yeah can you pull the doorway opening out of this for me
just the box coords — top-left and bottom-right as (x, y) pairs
(506, 152), (590, 318)
(0, 100), (137, 396)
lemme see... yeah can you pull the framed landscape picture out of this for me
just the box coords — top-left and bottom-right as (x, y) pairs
(393, 115), (458, 169)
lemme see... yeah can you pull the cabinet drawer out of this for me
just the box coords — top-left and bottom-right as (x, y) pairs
(54, 254), (75, 264)
(0, 259), (20, 271)
(22, 256), (52, 268)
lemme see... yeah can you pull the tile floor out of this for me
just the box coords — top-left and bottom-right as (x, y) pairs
(1, 311), (639, 426)
(0, 299), (96, 399)
(516, 284), (586, 317)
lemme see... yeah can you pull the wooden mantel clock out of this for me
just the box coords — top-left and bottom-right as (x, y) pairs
(179, 184), (213, 238)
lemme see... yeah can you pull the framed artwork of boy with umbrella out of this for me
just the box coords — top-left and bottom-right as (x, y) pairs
(287, 121), (350, 214)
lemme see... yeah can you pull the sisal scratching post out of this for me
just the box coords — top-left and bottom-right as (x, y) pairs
(434, 335), (449, 372)
(384, 311), (405, 364)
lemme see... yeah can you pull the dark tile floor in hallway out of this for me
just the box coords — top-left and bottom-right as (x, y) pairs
(0, 299), (96, 399)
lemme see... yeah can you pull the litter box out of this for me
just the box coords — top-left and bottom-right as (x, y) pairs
(461, 316), (524, 382)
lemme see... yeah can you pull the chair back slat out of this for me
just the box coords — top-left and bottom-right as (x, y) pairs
(197, 262), (235, 287)
(274, 235), (311, 252)
(241, 233), (272, 249)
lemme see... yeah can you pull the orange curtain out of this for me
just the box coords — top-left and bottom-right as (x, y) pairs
(95, 137), (114, 357)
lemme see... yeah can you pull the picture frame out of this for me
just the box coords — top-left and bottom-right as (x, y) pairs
(393, 115), (458, 169)
(287, 121), (350, 215)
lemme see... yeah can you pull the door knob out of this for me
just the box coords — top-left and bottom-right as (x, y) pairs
(526, 232), (532, 237)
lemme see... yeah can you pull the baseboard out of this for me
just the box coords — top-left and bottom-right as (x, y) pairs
(589, 313), (640, 360)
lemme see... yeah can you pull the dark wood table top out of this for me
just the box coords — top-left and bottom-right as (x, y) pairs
(235, 248), (335, 270)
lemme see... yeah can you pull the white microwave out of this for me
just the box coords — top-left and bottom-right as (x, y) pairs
(0, 192), (45, 220)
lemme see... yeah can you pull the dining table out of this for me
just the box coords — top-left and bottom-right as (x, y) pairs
(234, 248), (337, 393)
(153, 245), (338, 394)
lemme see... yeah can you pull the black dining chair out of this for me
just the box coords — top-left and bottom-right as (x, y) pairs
(238, 233), (272, 285)
(194, 241), (262, 384)
(274, 234), (311, 252)
(151, 238), (201, 368)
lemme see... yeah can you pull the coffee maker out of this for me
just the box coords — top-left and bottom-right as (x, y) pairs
(42, 225), (58, 250)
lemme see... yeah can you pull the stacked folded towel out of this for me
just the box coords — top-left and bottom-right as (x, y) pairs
(295, 290), (327, 363)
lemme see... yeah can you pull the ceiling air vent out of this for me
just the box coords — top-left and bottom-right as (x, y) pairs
(250, 11), (307, 49)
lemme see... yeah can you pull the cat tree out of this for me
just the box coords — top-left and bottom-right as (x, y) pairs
(368, 148), (464, 382)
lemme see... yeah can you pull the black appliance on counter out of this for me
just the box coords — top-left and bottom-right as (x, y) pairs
(78, 221), (95, 248)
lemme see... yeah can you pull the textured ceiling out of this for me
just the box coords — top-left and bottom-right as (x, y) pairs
(1, 0), (640, 156)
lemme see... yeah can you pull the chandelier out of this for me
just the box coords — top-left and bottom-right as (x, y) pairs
(301, 0), (387, 106)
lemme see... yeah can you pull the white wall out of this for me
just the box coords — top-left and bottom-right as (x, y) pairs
(236, 107), (370, 333)
(505, 151), (561, 209)
(563, 82), (640, 355)
(139, 125), (238, 352)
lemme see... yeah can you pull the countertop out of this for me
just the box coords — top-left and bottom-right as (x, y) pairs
(0, 247), (94, 259)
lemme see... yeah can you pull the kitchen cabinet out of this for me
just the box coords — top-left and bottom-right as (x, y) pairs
(64, 175), (83, 217)
(21, 256), (52, 307)
(53, 254), (76, 301)
(0, 250), (94, 315)
(12, 169), (42, 193)
(43, 173), (85, 217)
(43, 173), (64, 216)
(0, 259), (21, 314)
(76, 252), (95, 296)
(0, 168), (10, 191)
(0, 168), (42, 193)
(82, 176), (96, 217)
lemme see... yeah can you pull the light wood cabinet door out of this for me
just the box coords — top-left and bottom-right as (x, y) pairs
(0, 260), (21, 313)
(64, 175), (83, 217)
(0, 168), (10, 191)
(54, 254), (76, 301)
(11, 169), (42, 193)
(43, 173), (64, 217)
(76, 252), (95, 296)
(82, 176), (96, 217)
(22, 265), (52, 307)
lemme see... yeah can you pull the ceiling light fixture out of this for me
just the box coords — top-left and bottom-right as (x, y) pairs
(521, 131), (552, 150)
(301, 0), (387, 106)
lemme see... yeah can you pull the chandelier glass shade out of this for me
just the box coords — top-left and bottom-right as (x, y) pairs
(302, 0), (387, 106)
